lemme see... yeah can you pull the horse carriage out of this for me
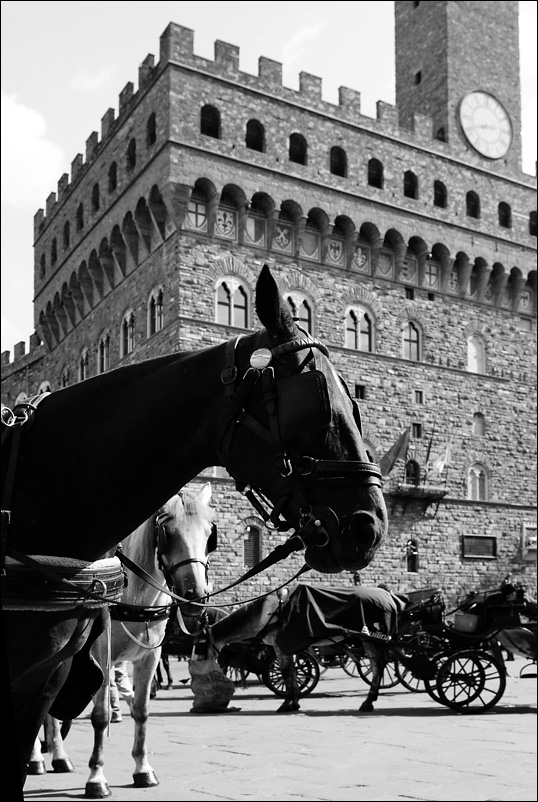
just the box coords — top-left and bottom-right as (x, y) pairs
(200, 580), (537, 715)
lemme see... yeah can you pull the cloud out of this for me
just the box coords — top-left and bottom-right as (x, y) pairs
(282, 19), (325, 72)
(1, 92), (66, 212)
(70, 65), (116, 92)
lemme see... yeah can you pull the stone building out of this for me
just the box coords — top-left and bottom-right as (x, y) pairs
(1, 0), (536, 606)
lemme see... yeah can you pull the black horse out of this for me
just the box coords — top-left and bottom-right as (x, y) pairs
(1, 264), (388, 792)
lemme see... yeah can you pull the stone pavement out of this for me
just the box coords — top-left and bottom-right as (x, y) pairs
(22, 657), (536, 802)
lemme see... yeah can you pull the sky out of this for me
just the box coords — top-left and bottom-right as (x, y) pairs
(1, 1), (536, 356)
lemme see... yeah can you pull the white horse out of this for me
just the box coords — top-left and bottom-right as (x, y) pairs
(29, 483), (217, 797)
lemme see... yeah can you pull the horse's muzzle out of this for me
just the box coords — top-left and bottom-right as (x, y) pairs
(304, 510), (384, 573)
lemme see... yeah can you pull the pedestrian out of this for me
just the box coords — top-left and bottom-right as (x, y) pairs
(110, 661), (134, 723)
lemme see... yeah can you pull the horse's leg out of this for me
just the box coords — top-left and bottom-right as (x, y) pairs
(48, 715), (74, 773)
(162, 654), (173, 687)
(28, 733), (46, 775)
(13, 660), (72, 787)
(85, 632), (111, 798)
(130, 649), (160, 787)
(273, 644), (301, 713)
(358, 643), (385, 713)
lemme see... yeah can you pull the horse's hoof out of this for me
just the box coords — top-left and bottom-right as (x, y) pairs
(52, 757), (75, 773)
(27, 760), (45, 775)
(133, 771), (159, 787)
(277, 702), (300, 713)
(85, 781), (111, 798)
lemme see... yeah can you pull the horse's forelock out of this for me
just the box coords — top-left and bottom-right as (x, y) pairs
(159, 490), (216, 528)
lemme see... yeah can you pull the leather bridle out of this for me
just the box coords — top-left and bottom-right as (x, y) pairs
(217, 331), (383, 555)
(153, 496), (216, 594)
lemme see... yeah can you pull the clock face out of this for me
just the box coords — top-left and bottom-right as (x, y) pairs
(459, 92), (512, 159)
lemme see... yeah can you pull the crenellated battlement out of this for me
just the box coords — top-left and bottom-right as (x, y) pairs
(1, 333), (45, 374)
(32, 22), (467, 239)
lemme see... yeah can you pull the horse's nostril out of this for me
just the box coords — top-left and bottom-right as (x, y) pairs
(348, 512), (378, 550)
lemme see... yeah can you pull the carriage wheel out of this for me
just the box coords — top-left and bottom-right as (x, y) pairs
(261, 650), (320, 698)
(341, 653), (360, 677)
(356, 654), (399, 689)
(395, 660), (427, 693)
(395, 650), (447, 694)
(435, 650), (506, 713)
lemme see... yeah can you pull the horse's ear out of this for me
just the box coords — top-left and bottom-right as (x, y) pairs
(197, 482), (212, 506)
(255, 264), (298, 342)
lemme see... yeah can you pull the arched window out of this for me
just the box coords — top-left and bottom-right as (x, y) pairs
(435, 127), (447, 142)
(286, 295), (313, 334)
(37, 380), (51, 395)
(78, 347), (89, 382)
(433, 180), (447, 208)
(148, 287), (164, 336)
(216, 280), (248, 328)
(63, 221), (70, 251)
(404, 170), (418, 199)
(244, 524), (262, 568)
(472, 412), (485, 436)
(91, 183), (100, 213)
(146, 112), (157, 147)
(245, 119), (265, 152)
(51, 238), (57, 265)
(61, 367), (70, 388)
(98, 331), (110, 374)
(108, 162), (117, 193)
(76, 203), (84, 231)
(39, 254), (46, 279)
(468, 464), (488, 501)
(405, 460), (421, 485)
(466, 191), (480, 219)
(329, 146), (347, 177)
(200, 105), (220, 138)
(345, 307), (373, 352)
(368, 158), (383, 189)
(121, 310), (135, 356)
(467, 333), (486, 373)
(289, 133), (307, 165)
(498, 202), (511, 228)
(402, 322), (421, 361)
(126, 139), (136, 171)
(406, 539), (419, 573)
(529, 211), (537, 237)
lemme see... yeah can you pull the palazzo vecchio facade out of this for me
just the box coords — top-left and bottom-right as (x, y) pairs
(1, 1), (536, 606)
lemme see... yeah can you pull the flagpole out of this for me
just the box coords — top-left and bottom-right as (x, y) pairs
(443, 424), (454, 489)
(423, 422), (436, 484)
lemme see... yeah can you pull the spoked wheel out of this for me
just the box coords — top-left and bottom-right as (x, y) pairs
(435, 650), (506, 713)
(356, 655), (399, 689)
(396, 650), (446, 694)
(395, 660), (427, 693)
(342, 652), (360, 677)
(262, 650), (320, 698)
(223, 665), (250, 686)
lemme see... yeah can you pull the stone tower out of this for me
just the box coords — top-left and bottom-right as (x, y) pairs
(395, 0), (522, 171)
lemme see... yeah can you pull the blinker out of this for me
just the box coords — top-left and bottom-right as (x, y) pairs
(250, 348), (272, 369)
